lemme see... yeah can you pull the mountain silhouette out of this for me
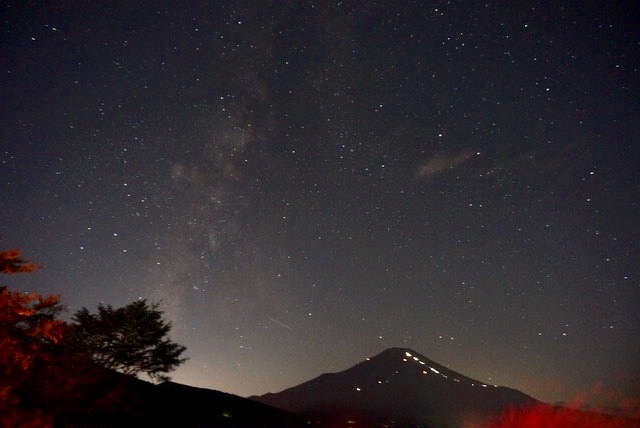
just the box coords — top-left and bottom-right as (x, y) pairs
(48, 368), (311, 427)
(253, 347), (538, 427)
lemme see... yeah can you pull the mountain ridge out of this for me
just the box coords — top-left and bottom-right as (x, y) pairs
(252, 346), (538, 427)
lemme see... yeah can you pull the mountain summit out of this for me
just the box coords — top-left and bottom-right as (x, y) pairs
(253, 347), (537, 427)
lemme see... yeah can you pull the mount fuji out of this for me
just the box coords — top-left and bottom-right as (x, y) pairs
(252, 347), (537, 427)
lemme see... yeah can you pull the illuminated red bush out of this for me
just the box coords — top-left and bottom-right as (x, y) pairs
(0, 250), (66, 427)
(485, 403), (637, 428)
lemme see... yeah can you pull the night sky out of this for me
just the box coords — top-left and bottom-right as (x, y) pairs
(2, 1), (639, 409)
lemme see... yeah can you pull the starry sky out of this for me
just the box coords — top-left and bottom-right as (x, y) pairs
(2, 1), (639, 409)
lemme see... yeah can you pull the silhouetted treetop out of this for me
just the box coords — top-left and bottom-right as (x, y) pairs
(72, 300), (187, 382)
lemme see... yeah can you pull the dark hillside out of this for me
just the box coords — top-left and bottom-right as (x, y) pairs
(52, 370), (311, 428)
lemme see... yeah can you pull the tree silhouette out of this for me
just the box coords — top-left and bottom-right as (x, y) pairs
(72, 300), (187, 382)
(0, 249), (188, 426)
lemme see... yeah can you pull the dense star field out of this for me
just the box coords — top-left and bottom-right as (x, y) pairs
(2, 1), (638, 410)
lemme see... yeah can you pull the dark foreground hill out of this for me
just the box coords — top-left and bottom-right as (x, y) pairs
(253, 347), (538, 427)
(48, 369), (311, 428)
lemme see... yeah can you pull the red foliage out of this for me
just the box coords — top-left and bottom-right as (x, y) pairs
(0, 251), (62, 428)
(0, 288), (67, 427)
(0, 249), (37, 274)
(484, 403), (638, 428)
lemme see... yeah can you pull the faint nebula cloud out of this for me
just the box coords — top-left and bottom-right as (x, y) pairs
(415, 148), (477, 179)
